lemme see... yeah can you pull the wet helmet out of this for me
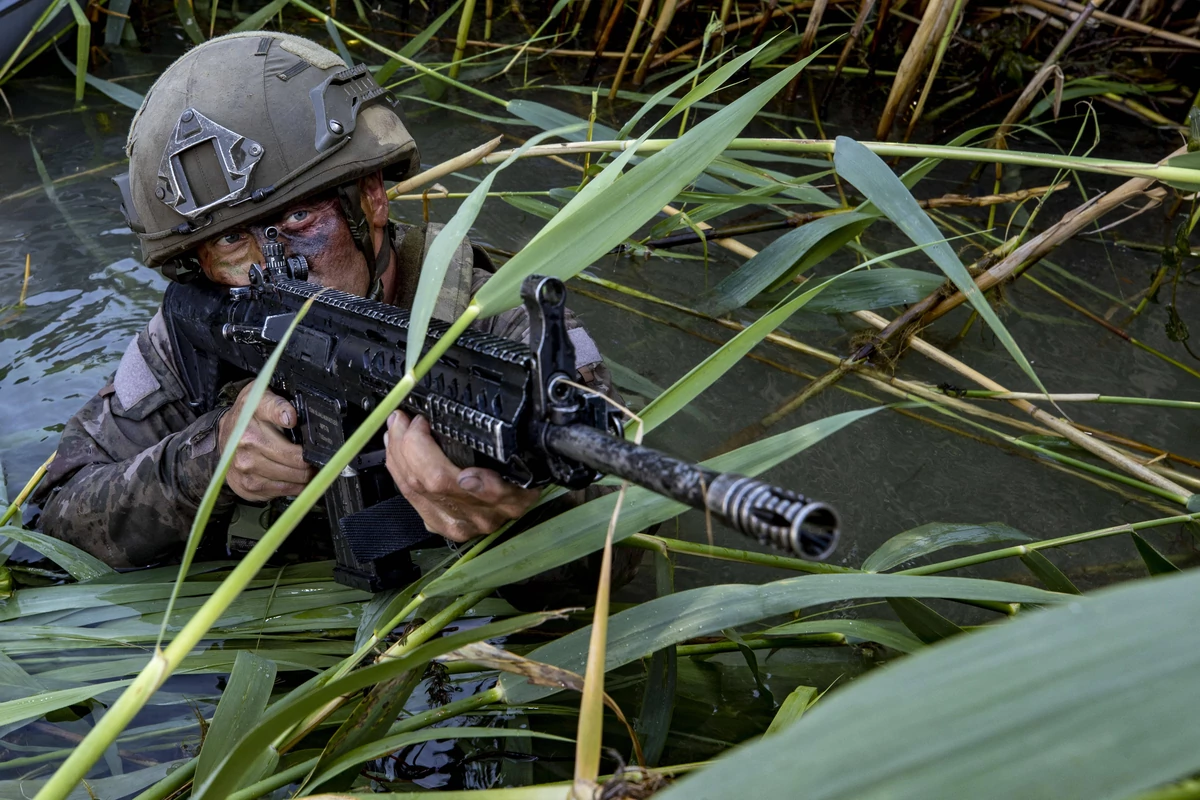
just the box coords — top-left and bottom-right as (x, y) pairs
(114, 31), (420, 288)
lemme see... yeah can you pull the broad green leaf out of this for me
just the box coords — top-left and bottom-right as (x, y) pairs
(103, 0), (133, 46)
(501, 574), (1064, 704)
(1020, 551), (1081, 594)
(761, 618), (924, 654)
(422, 407), (881, 598)
(407, 127), (575, 371)
(193, 611), (561, 800)
(704, 157), (839, 209)
(193, 651), (278, 793)
(640, 278), (843, 434)
(502, 195), (561, 221)
(742, 126), (994, 298)
(230, 0), (289, 32)
(307, 727), (572, 791)
(651, 570), (1200, 800)
(636, 550), (676, 767)
(376, 0), (464, 83)
(650, 183), (795, 238)
(54, 47), (143, 110)
(764, 685), (817, 736)
(546, 84), (808, 124)
(174, 0), (204, 44)
(0, 651), (41, 701)
(324, 17), (355, 66)
(0, 679), (130, 736)
(305, 669), (424, 794)
(472, 49), (825, 317)
(0, 525), (113, 581)
(360, 785), (573, 799)
(1029, 80), (1143, 119)
(0, 759), (188, 800)
(833, 137), (1047, 393)
(697, 213), (872, 315)
(863, 522), (1032, 573)
(1131, 532), (1180, 576)
(803, 268), (947, 314)
(751, 32), (804, 65)
(887, 598), (964, 644)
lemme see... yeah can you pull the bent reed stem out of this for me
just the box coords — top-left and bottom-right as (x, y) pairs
(480, 138), (1200, 189)
(900, 513), (1200, 576)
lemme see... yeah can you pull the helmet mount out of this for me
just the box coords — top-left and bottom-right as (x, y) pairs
(157, 107), (265, 220)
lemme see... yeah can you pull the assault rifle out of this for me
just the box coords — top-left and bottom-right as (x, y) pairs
(162, 228), (840, 592)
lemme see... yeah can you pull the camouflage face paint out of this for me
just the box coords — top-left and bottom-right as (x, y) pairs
(196, 195), (371, 296)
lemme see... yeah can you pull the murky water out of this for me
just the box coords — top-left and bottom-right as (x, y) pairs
(5, 46), (1196, 590)
(0, 29), (1198, 789)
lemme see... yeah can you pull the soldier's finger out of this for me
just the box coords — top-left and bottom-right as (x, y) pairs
(455, 467), (537, 512)
(252, 391), (298, 428)
(250, 421), (309, 470)
(235, 479), (308, 502)
(397, 414), (456, 478)
(252, 457), (313, 486)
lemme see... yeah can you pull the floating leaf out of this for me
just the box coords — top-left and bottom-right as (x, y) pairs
(54, 46), (144, 111)
(863, 522), (1033, 573)
(0, 525), (113, 581)
(764, 685), (817, 736)
(1131, 532), (1180, 576)
(761, 618), (924, 654)
(803, 268), (947, 314)
(194, 651), (278, 792)
(502, 574), (1064, 704)
(1020, 550), (1081, 594)
(697, 213), (873, 316)
(887, 597), (964, 644)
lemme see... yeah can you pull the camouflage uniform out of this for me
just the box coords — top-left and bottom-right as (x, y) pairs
(35, 31), (639, 600)
(35, 225), (637, 600)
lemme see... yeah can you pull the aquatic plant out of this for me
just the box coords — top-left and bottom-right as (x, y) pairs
(3, 1), (1200, 799)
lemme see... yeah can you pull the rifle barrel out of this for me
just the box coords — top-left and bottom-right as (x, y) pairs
(541, 424), (839, 560)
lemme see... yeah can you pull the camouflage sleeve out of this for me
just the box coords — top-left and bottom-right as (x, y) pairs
(34, 310), (236, 568)
(465, 256), (643, 609)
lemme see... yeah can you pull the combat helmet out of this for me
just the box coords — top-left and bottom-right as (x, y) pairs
(114, 31), (419, 288)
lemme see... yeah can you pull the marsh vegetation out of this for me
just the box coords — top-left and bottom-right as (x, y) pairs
(2, 0), (1200, 798)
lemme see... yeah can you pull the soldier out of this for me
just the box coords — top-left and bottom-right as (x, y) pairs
(35, 32), (629, 599)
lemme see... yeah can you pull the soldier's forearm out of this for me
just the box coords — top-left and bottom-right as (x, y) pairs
(39, 409), (235, 568)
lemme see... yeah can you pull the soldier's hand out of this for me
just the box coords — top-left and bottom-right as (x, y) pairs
(217, 385), (315, 502)
(384, 410), (539, 543)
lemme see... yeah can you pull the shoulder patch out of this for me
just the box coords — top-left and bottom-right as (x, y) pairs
(114, 335), (160, 412)
(568, 327), (602, 368)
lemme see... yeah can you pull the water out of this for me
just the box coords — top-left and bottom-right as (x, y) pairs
(3, 46), (1199, 584)
(1, 29), (1199, 791)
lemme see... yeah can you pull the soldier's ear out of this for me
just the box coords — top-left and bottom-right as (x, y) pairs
(358, 171), (390, 229)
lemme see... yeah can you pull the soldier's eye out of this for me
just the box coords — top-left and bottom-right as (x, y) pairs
(288, 210), (309, 223)
(221, 232), (244, 245)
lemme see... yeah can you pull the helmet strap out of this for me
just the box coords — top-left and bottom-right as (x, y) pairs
(336, 183), (394, 302)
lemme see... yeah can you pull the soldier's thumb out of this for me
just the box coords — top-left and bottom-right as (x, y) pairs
(259, 394), (296, 428)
